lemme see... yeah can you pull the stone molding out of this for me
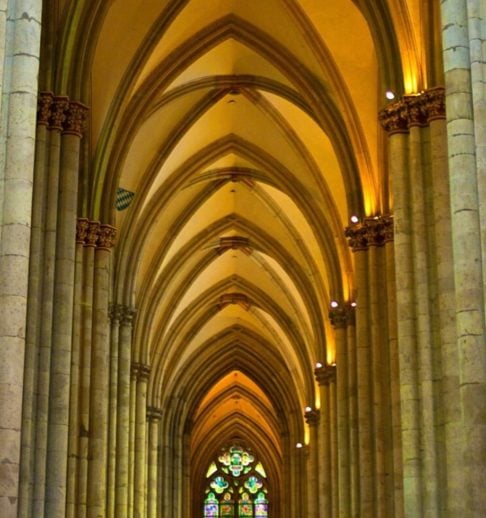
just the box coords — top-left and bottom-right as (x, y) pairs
(216, 236), (253, 255)
(37, 92), (89, 137)
(345, 215), (393, 252)
(314, 364), (336, 386)
(120, 306), (137, 326)
(329, 304), (356, 328)
(76, 218), (117, 249)
(146, 406), (163, 421)
(131, 362), (151, 381)
(304, 408), (320, 427)
(379, 87), (446, 134)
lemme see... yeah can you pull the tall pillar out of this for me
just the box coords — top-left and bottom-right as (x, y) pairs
(329, 305), (353, 517)
(133, 363), (150, 518)
(304, 408), (320, 517)
(147, 407), (162, 518)
(315, 365), (335, 518)
(441, 2), (486, 514)
(45, 100), (88, 517)
(115, 306), (136, 517)
(87, 224), (117, 518)
(0, 2), (41, 513)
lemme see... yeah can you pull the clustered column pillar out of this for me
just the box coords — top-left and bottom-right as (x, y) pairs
(304, 408), (320, 517)
(147, 406), (162, 518)
(314, 364), (336, 518)
(344, 215), (398, 517)
(379, 87), (461, 516)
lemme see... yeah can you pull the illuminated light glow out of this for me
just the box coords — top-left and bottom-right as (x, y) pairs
(305, 406), (312, 413)
(350, 215), (359, 224)
(385, 90), (395, 100)
(330, 300), (339, 308)
(296, 442), (303, 449)
(315, 362), (323, 369)
(350, 302), (357, 308)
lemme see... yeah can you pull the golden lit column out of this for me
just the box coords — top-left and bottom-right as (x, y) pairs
(329, 306), (351, 517)
(134, 363), (150, 517)
(380, 102), (423, 517)
(442, 3), (486, 513)
(77, 220), (99, 516)
(45, 101), (88, 517)
(305, 408), (320, 517)
(32, 96), (68, 516)
(19, 93), (52, 516)
(315, 365), (335, 518)
(66, 218), (89, 518)
(115, 305), (135, 517)
(87, 223), (117, 517)
(0, 2), (41, 514)
(107, 304), (122, 518)
(344, 228), (373, 516)
(147, 407), (162, 518)
(329, 372), (338, 518)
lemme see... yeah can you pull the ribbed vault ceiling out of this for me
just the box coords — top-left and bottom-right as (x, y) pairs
(49, 0), (432, 501)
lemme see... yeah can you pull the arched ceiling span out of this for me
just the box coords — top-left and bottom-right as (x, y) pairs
(45, 0), (437, 498)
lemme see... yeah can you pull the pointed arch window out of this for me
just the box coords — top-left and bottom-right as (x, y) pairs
(203, 445), (269, 517)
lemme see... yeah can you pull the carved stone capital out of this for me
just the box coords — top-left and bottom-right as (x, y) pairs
(97, 224), (117, 250)
(132, 362), (150, 381)
(329, 305), (355, 328)
(304, 408), (320, 427)
(76, 218), (89, 244)
(50, 96), (70, 131)
(147, 406), (163, 421)
(63, 101), (89, 137)
(37, 92), (53, 126)
(345, 215), (393, 252)
(423, 87), (446, 122)
(120, 306), (136, 326)
(85, 221), (100, 247)
(314, 364), (336, 386)
(109, 303), (124, 322)
(379, 87), (446, 133)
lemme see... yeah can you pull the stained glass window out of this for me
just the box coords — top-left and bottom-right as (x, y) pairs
(203, 444), (269, 517)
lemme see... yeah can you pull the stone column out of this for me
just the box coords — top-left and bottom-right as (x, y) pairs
(441, 2), (486, 514)
(133, 363), (150, 518)
(329, 376), (338, 518)
(315, 365), (334, 517)
(87, 223), (117, 518)
(0, 1), (41, 512)
(329, 305), (352, 517)
(66, 218), (89, 518)
(77, 220), (99, 516)
(18, 93), (51, 517)
(45, 100), (88, 517)
(115, 306), (136, 517)
(147, 407), (162, 518)
(304, 408), (320, 517)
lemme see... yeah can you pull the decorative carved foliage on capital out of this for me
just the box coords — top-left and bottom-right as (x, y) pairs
(314, 364), (336, 386)
(120, 306), (136, 326)
(37, 92), (89, 137)
(304, 408), (320, 427)
(97, 224), (117, 250)
(63, 101), (89, 137)
(329, 304), (355, 328)
(379, 87), (446, 134)
(76, 218), (89, 244)
(345, 215), (394, 252)
(109, 303), (124, 322)
(76, 218), (117, 250)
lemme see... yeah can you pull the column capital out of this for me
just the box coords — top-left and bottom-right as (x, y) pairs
(63, 100), (89, 137)
(146, 406), (163, 421)
(120, 305), (136, 326)
(304, 408), (320, 427)
(97, 224), (117, 250)
(109, 303), (124, 322)
(379, 87), (446, 134)
(76, 218), (90, 244)
(314, 364), (336, 386)
(131, 362), (150, 380)
(329, 304), (355, 328)
(345, 214), (393, 251)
